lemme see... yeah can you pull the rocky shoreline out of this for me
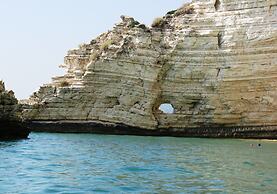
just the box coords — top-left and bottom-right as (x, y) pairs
(26, 121), (277, 139)
(0, 121), (30, 140)
(0, 81), (30, 140)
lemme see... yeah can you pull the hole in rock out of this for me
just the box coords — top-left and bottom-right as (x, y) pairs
(159, 103), (174, 114)
(214, 0), (221, 11)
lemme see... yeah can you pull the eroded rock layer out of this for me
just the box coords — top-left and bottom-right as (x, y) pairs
(24, 0), (277, 138)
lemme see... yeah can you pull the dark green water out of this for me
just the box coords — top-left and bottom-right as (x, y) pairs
(0, 133), (276, 193)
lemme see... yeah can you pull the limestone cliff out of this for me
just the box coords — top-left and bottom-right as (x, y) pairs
(0, 81), (30, 139)
(24, 0), (277, 138)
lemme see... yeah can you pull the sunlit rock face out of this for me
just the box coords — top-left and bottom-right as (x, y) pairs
(23, 0), (277, 136)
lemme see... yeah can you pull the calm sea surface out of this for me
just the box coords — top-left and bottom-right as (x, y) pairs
(0, 132), (276, 193)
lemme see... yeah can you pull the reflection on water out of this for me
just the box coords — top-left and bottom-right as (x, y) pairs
(0, 133), (276, 193)
(0, 140), (23, 148)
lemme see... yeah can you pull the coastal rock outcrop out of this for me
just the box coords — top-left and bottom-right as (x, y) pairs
(0, 81), (30, 139)
(23, 0), (277, 138)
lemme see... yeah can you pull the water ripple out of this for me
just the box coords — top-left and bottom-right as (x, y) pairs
(0, 133), (276, 193)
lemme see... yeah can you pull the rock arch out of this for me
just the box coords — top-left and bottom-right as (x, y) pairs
(158, 103), (175, 114)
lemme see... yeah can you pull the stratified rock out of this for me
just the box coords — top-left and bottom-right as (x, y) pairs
(23, 0), (277, 138)
(0, 81), (30, 139)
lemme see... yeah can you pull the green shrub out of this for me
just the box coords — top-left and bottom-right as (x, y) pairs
(151, 17), (165, 28)
(174, 4), (195, 16)
(100, 39), (114, 51)
(166, 10), (177, 15)
(60, 81), (70, 87)
(90, 52), (100, 61)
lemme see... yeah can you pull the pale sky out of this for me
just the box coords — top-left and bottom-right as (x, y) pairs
(0, 0), (189, 99)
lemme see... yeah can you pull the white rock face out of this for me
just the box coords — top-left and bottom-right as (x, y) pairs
(23, 0), (277, 133)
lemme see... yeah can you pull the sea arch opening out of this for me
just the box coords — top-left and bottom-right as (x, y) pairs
(158, 103), (175, 114)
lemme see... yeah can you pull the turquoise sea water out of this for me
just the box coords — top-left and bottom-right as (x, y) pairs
(0, 133), (276, 193)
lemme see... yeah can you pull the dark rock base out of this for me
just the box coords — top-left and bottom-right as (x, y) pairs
(0, 121), (30, 140)
(26, 121), (277, 139)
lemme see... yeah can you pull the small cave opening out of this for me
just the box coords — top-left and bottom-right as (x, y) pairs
(158, 103), (175, 114)
(214, 0), (221, 11)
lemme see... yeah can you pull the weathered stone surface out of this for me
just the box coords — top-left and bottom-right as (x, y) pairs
(0, 81), (30, 139)
(0, 81), (20, 121)
(23, 0), (277, 138)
